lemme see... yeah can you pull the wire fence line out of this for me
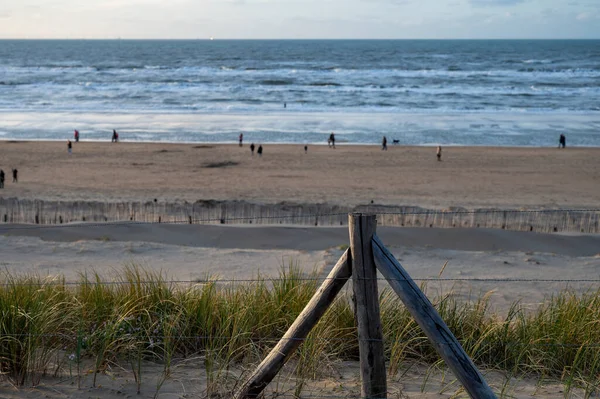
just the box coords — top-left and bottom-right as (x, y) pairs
(2, 277), (600, 288)
(1, 332), (599, 349)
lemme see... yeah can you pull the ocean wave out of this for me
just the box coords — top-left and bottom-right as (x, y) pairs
(260, 79), (295, 85)
(522, 59), (553, 64)
(517, 67), (599, 74)
(1, 40), (599, 122)
(20, 63), (88, 69)
(308, 82), (342, 87)
(503, 93), (536, 97)
(4, 64), (600, 82)
(93, 65), (153, 71)
(1, 102), (599, 115)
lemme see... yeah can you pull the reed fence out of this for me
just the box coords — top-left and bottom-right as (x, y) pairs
(1, 198), (599, 233)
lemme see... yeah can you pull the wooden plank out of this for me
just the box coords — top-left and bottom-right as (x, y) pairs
(235, 249), (351, 399)
(349, 214), (387, 399)
(372, 234), (497, 399)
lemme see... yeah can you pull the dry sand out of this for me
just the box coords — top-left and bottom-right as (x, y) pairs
(1, 141), (599, 208)
(2, 223), (599, 312)
(2, 141), (600, 397)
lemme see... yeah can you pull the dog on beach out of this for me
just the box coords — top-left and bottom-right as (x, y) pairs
(392, 139), (399, 144)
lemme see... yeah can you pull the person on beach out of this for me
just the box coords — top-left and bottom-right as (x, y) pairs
(74, 130), (79, 142)
(559, 134), (566, 149)
(304, 145), (308, 154)
(329, 132), (336, 149)
(250, 143), (255, 155)
(382, 136), (387, 151)
(67, 140), (72, 155)
(436, 145), (442, 161)
(0, 169), (4, 189)
(257, 144), (263, 157)
(112, 130), (119, 143)
(239, 133), (244, 147)
(12, 168), (18, 183)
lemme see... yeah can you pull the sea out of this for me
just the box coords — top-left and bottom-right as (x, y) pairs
(0, 39), (599, 146)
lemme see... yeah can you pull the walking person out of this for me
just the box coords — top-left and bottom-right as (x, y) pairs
(74, 129), (79, 142)
(12, 168), (18, 183)
(0, 169), (4, 189)
(559, 134), (566, 149)
(67, 140), (72, 155)
(436, 145), (442, 161)
(329, 132), (335, 149)
(382, 136), (387, 151)
(250, 143), (255, 155)
(239, 133), (244, 147)
(112, 129), (119, 143)
(257, 144), (263, 157)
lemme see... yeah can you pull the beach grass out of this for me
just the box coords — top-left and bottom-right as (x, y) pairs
(1, 265), (599, 397)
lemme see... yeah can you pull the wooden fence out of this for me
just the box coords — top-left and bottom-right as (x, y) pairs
(235, 214), (497, 399)
(0, 198), (598, 233)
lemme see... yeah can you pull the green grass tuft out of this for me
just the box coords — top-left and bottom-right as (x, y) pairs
(0, 265), (599, 395)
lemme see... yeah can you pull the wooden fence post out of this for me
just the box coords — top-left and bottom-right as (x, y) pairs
(372, 234), (497, 399)
(349, 214), (387, 399)
(235, 250), (352, 399)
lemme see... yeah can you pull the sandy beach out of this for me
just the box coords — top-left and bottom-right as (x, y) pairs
(0, 141), (599, 208)
(1, 140), (600, 398)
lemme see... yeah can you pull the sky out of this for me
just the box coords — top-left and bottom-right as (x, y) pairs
(0, 0), (598, 39)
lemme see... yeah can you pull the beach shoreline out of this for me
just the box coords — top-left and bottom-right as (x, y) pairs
(1, 108), (599, 146)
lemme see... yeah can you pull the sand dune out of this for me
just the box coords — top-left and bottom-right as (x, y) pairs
(2, 141), (600, 398)
(1, 224), (598, 311)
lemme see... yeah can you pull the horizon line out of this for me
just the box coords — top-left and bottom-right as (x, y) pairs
(1, 37), (599, 41)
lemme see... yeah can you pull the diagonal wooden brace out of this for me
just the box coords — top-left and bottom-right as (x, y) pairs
(235, 249), (351, 399)
(372, 234), (497, 399)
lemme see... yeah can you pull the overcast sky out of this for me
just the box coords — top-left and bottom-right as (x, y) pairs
(0, 0), (598, 39)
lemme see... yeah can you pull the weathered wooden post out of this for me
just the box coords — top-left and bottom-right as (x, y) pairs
(372, 235), (497, 399)
(349, 214), (387, 398)
(235, 250), (352, 399)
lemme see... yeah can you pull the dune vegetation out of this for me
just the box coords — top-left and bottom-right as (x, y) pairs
(1, 265), (599, 397)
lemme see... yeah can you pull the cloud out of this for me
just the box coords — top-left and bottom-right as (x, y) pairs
(575, 11), (598, 20)
(576, 12), (590, 19)
(470, 0), (525, 6)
